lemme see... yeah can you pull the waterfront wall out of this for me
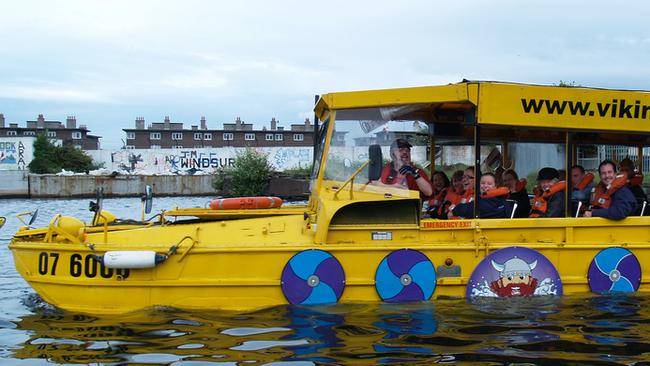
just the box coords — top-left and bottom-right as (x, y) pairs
(87, 146), (313, 175)
(28, 175), (216, 198)
(0, 170), (29, 196)
(0, 174), (309, 198)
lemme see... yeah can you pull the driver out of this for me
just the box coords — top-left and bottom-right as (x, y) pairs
(380, 138), (433, 197)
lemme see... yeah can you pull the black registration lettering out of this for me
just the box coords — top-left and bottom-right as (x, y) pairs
(68, 253), (129, 279)
(38, 252), (60, 275)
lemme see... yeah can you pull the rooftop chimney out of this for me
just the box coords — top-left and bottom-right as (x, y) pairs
(164, 116), (171, 129)
(200, 116), (207, 130)
(235, 117), (242, 130)
(37, 114), (45, 129)
(191, 125), (198, 130)
(0, 114), (4, 128)
(271, 117), (277, 131)
(66, 116), (77, 129)
(304, 118), (311, 129)
(135, 117), (145, 129)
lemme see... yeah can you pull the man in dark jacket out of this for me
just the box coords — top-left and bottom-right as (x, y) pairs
(584, 160), (637, 220)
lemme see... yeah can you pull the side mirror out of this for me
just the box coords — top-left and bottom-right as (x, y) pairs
(142, 185), (153, 214)
(368, 144), (383, 181)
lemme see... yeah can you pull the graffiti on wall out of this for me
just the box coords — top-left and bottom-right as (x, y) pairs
(0, 138), (34, 170)
(93, 147), (313, 175)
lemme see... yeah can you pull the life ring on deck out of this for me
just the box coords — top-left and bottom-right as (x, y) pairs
(281, 249), (346, 305)
(375, 249), (436, 303)
(588, 247), (641, 293)
(209, 196), (283, 210)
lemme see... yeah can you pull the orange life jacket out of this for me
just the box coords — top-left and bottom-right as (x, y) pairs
(590, 175), (628, 209)
(481, 186), (510, 199)
(428, 187), (448, 209)
(529, 181), (567, 218)
(630, 173), (644, 187)
(574, 173), (594, 190)
(460, 188), (474, 204)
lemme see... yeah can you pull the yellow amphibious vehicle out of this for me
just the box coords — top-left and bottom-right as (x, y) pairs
(10, 81), (650, 314)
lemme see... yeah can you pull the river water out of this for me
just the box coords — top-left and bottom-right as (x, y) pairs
(1, 197), (650, 365)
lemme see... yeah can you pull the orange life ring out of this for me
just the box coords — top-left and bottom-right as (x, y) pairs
(209, 196), (283, 210)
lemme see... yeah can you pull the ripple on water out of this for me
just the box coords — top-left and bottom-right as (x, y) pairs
(4, 198), (650, 364)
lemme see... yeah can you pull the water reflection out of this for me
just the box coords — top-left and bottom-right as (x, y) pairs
(5, 198), (650, 364)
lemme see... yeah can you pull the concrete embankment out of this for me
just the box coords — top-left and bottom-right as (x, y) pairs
(0, 172), (309, 198)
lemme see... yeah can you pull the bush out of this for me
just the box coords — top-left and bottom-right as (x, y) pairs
(213, 148), (272, 197)
(29, 132), (98, 174)
(283, 165), (313, 179)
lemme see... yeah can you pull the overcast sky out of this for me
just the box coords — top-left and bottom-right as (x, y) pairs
(1, 1), (650, 148)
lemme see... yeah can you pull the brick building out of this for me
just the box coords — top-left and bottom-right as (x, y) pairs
(0, 114), (101, 150)
(123, 116), (318, 149)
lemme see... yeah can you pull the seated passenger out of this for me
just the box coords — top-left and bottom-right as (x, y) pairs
(619, 158), (648, 215)
(450, 173), (508, 219)
(571, 165), (594, 205)
(502, 169), (531, 218)
(584, 160), (636, 220)
(440, 170), (465, 218)
(447, 167), (475, 219)
(427, 171), (450, 219)
(380, 138), (433, 197)
(530, 167), (566, 218)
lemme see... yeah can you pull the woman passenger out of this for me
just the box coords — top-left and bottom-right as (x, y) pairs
(450, 173), (508, 219)
(427, 171), (450, 219)
(502, 169), (531, 218)
(440, 170), (465, 218)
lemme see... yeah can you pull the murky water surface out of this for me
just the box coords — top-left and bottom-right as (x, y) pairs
(1, 197), (650, 365)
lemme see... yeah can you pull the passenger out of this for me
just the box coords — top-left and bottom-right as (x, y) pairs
(380, 138), (433, 197)
(502, 169), (531, 218)
(446, 167), (475, 219)
(530, 167), (566, 218)
(427, 171), (450, 219)
(450, 173), (508, 219)
(571, 165), (594, 205)
(440, 170), (465, 218)
(619, 158), (648, 215)
(584, 160), (636, 220)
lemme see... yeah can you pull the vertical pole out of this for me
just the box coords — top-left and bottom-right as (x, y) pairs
(313, 94), (319, 165)
(638, 145), (644, 173)
(566, 132), (573, 217)
(474, 125), (481, 219)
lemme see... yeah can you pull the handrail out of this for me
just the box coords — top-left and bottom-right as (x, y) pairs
(333, 160), (370, 200)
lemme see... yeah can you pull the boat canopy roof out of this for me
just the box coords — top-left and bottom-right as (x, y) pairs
(316, 80), (650, 134)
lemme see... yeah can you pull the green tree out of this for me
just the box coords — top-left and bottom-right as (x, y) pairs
(28, 132), (97, 174)
(212, 148), (272, 196)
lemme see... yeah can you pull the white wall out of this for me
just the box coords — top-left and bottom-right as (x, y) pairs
(88, 146), (314, 174)
(0, 137), (35, 170)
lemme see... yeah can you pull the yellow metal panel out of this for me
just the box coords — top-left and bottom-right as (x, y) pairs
(478, 82), (650, 132)
(318, 83), (474, 110)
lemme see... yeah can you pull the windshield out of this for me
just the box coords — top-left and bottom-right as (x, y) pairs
(323, 106), (431, 197)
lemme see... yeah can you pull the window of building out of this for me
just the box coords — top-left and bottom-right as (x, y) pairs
(338, 134), (345, 141)
(293, 133), (304, 141)
(6, 131), (17, 136)
(150, 144), (161, 149)
(23, 131), (36, 136)
(245, 133), (255, 141)
(47, 131), (57, 138)
(72, 131), (82, 139)
(172, 132), (183, 140)
(126, 132), (135, 140)
(194, 133), (202, 140)
(265, 133), (274, 141)
(125, 145), (135, 150)
(223, 132), (234, 141)
(275, 134), (283, 141)
(150, 132), (161, 140)
(172, 145), (183, 149)
(204, 133), (212, 140)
